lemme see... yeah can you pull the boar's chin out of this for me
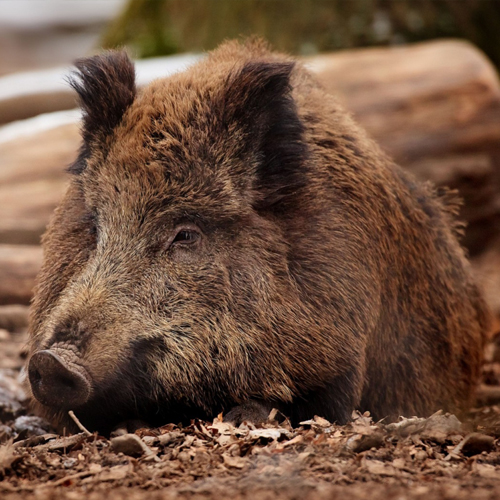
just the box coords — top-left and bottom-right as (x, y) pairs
(30, 369), (212, 435)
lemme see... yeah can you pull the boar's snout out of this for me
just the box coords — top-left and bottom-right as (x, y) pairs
(28, 350), (91, 410)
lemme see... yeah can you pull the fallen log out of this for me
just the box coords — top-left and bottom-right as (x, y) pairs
(309, 40), (500, 256)
(0, 40), (500, 313)
(1, 40), (499, 254)
(471, 238), (500, 322)
(0, 245), (43, 305)
(476, 384), (500, 407)
(0, 123), (74, 244)
(309, 39), (500, 161)
(0, 305), (29, 332)
(0, 55), (202, 125)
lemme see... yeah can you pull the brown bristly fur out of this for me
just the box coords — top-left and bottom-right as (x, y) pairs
(26, 40), (490, 433)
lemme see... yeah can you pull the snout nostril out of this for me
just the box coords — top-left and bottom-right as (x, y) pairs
(28, 350), (91, 410)
(31, 368), (42, 384)
(60, 376), (76, 390)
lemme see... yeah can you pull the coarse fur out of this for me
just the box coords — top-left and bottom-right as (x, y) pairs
(26, 40), (490, 434)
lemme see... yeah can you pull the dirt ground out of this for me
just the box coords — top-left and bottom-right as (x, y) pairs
(1, 319), (500, 499)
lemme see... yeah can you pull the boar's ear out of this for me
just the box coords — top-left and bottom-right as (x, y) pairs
(67, 51), (136, 173)
(223, 61), (308, 211)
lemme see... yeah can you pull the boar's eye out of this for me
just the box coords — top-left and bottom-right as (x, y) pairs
(171, 228), (200, 246)
(165, 223), (202, 254)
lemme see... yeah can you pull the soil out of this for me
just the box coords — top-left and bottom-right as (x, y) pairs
(1, 324), (500, 499)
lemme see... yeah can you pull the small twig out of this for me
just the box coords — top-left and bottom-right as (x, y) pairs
(68, 410), (92, 436)
(444, 433), (472, 461)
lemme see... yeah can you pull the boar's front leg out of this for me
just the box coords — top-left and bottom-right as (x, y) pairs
(288, 366), (363, 426)
(110, 419), (150, 436)
(224, 365), (362, 426)
(224, 400), (277, 426)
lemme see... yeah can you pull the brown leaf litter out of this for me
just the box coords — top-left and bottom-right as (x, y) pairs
(0, 323), (500, 499)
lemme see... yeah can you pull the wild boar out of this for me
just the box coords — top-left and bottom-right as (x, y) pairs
(25, 41), (490, 434)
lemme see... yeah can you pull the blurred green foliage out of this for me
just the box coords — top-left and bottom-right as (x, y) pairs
(101, 0), (500, 67)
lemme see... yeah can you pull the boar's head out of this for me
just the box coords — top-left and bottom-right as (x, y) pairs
(26, 45), (363, 433)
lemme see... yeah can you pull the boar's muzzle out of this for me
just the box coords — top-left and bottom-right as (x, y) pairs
(28, 350), (91, 410)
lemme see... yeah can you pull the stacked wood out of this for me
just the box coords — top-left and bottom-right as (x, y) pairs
(0, 124), (76, 245)
(0, 55), (201, 124)
(0, 245), (43, 305)
(0, 304), (29, 332)
(0, 40), (499, 315)
(309, 40), (500, 256)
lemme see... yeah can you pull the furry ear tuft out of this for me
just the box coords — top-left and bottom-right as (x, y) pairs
(68, 50), (136, 148)
(224, 61), (309, 211)
(224, 61), (295, 123)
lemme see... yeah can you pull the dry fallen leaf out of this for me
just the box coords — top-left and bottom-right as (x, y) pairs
(248, 428), (291, 440)
(97, 464), (133, 482)
(346, 431), (384, 453)
(223, 455), (247, 469)
(110, 433), (159, 461)
(474, 463), (500, 479)
(364, 459), (397, 476)
(385, 411), (462, 443)
(0, 443), (16, 476)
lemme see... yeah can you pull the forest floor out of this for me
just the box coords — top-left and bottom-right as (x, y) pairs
(1, 320), (500, 500)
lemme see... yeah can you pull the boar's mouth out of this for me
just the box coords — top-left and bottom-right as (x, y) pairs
(28, 344), (213, 435)
(28, 349), (92, 410)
